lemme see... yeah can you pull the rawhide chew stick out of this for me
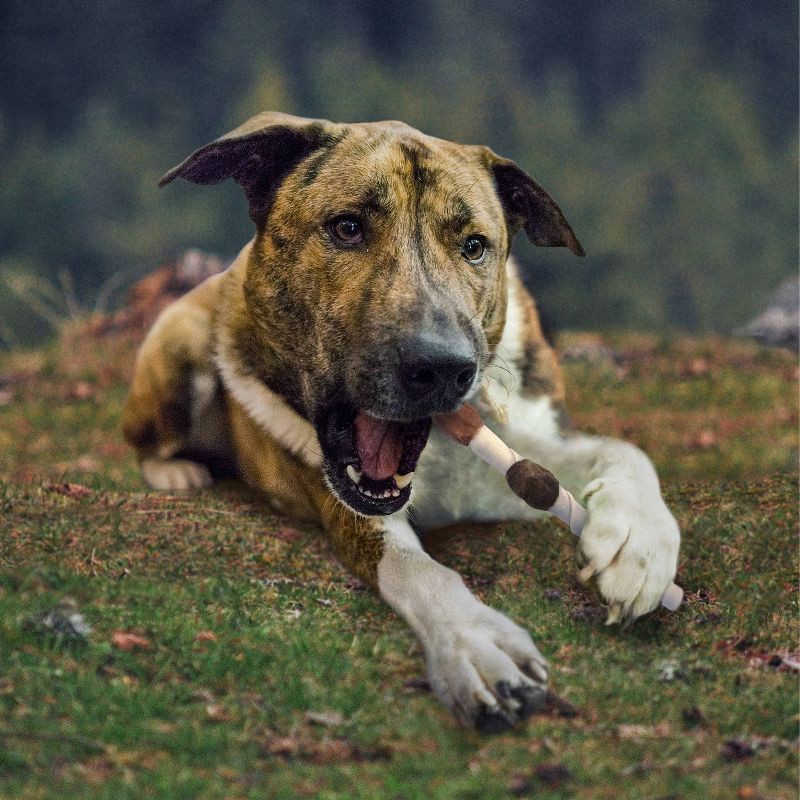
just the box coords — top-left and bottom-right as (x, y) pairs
(434, 403), (683, 612)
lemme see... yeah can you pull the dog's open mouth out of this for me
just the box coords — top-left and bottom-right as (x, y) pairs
(321, 406), (431, 515)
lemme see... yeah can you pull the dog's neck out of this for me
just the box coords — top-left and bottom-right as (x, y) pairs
(213, 240), (323, 466)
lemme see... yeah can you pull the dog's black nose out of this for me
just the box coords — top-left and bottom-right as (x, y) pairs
(398, 334), (477, 405)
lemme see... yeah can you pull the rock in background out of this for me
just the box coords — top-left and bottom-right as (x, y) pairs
(84, 249), (229, 338)
(735, 276), (799, 351)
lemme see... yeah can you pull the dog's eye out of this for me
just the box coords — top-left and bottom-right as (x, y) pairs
(329, 216), (364, 246)
(461, 236), (486, 263)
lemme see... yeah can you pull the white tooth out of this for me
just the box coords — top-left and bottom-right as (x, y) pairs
(382, 490), (391, 498)
(364, 489), (373, 497)
(391, 489), (400, 497)
(394, 472), (414, 489)
(346, 465), (362, 484)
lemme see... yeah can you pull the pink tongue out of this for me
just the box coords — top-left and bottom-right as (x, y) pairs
(353, 413), (404, 480)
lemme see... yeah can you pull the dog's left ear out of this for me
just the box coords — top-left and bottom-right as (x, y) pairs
(159, 111), (342, 226)
(489, 155), (586, 257)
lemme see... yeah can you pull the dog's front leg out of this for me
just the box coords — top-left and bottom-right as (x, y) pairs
(374, 516), (548, 733)
(500, 401), (680, 624)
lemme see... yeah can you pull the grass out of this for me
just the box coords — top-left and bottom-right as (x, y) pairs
(0, 323), (797, 799)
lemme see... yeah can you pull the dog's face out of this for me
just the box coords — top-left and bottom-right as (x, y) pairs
(161, 112), (583, 516)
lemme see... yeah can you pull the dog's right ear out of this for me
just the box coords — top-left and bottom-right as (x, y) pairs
(484, 151), (586, 257)
(159, 112), (342, 226)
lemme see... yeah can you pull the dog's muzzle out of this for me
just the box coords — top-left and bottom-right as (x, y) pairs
(317, 333), (478, 515)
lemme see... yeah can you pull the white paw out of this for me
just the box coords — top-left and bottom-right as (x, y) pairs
(140, 458), (213, 492)
(424, 604), (549, 733)
(578, 477), (680, 624)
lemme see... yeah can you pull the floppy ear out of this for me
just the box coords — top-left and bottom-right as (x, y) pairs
(159, 111), (342, 226)
(490, 156), (585, 257)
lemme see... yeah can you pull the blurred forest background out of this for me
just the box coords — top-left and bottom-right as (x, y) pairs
(0, 0), (797, 347)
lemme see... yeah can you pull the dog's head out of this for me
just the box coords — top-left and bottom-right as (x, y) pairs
(161, 112), (583, 515)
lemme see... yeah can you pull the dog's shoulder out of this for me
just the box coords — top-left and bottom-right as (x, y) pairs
(488, 259), (565, 404)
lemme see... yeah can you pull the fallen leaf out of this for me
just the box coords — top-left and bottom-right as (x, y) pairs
(205, 704), (232, 723)
(149, 721), (177, 734)
(66, 381), (94, 400)
(263, 736), (300, 758)
(43, 482), (93, 499)
(403, 677), (431, 693)
(689, 429), (717, 449)
(304, 710), (344, 727)
(194, 630), (217, 643)
(273, 526), (303, 542)
(682, 357), (710, 377)
(261, 734), (390, 763)
(309, 738), (354, 764)
(75, 755), (117, 784)
(72, 455), (99, 472)
(540, 692), (581, 718)
(616, 722), (671, 740)
(111, 631), (151, 651)
(97, 662), (119, 678)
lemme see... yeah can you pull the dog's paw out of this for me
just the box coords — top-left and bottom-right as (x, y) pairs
(141, 458), (213, 492)
(578, 478), (680, 624)
(425, 605), (548, 734)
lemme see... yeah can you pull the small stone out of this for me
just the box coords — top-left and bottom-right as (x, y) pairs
(24, 601), (91, 642)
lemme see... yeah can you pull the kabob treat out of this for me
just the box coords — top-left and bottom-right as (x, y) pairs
(434, 403), (683, 612)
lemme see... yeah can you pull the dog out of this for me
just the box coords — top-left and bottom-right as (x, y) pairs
(122, 112), (680, 733)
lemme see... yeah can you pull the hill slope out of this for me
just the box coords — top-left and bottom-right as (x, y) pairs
(0, 325), (797, 799)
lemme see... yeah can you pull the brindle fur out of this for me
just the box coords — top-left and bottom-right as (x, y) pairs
(123, 112), (582, 589)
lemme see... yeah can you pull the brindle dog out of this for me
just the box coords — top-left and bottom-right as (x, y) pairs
(123, 112), (680, 733)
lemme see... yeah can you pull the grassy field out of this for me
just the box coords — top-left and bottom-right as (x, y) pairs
(0, 322), (797, 799)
